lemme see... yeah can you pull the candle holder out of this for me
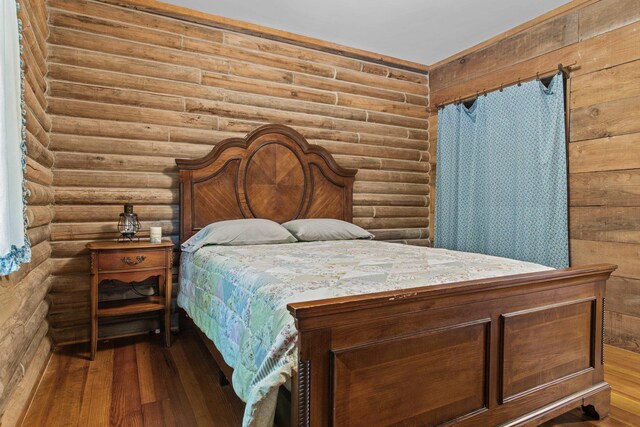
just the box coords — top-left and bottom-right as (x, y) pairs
(149, 226), (162, 243)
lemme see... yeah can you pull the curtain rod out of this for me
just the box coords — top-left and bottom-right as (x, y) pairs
(434, 62), (577, 110)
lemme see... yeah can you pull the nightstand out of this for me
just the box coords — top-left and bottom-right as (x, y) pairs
(86, 240), (174, 360)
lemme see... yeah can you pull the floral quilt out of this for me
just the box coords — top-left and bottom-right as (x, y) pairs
(178, 240), (551, 426)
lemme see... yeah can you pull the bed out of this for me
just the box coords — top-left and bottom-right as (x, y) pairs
(176, 124), (616, 427)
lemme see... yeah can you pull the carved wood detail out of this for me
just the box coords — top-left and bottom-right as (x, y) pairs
(298, 359), (311, 427)
(177, 124), (356, 242)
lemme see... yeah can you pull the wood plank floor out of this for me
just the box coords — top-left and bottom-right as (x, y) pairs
(21, 331), (640, 426)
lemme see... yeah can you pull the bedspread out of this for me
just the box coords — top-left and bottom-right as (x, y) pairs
(178, 240), (551, 426)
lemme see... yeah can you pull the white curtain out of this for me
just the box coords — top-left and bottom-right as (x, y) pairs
(1, 0), (30, 275)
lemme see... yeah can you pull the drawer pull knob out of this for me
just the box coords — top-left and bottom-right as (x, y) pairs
(121, 255), (146, 266)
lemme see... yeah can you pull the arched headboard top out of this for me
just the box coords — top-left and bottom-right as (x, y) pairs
(176, 124), (357, 243)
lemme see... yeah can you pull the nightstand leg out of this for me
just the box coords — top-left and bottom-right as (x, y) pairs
(164, 251), (173, 347)
(164, 310), (171, 347)
(90, 268), (98, 361)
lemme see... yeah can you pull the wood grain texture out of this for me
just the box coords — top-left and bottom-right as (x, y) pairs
(21, 332), (245, 427)
(288, 265), (614, 426)
(176, 124), (356, 242)
(501, 300), (593, 400)
(429, 0), (640, 352)
(0, 0), (53, 425)
(333, 320), (488, 426)
(87, 241), (174, 360)
(47, 0), (430, 344)
(21, 334), (640, 427)
(430, 12), (579, 92)
(570, 207), (640, 244)
(97, 0), (430, 73)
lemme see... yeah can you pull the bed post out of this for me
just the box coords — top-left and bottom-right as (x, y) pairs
(293, 328), (332, 427)
(580, 277), (610, 420)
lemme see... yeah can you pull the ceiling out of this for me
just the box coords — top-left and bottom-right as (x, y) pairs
(164, 0), (570, 65)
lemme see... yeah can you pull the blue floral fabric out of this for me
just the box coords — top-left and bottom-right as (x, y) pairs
(435, 74), (569, 268)
(0, 242), (31, 276)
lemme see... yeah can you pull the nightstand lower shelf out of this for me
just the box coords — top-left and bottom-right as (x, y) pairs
(98, 296), (165, 317)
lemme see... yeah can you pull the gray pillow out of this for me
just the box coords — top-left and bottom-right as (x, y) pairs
(282, 219), (374, 242)
(181, 219), (297, 252)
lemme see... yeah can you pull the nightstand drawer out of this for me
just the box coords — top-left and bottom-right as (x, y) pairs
(98, 249), (166, 271)
(97, 268), (166, 284)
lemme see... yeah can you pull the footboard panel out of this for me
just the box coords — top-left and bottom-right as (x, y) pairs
(288, 264), (615, 427)
(334, 319), (489, 426)
(500, 298), (594, 403)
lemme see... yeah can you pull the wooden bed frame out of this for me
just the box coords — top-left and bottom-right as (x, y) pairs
(176, 124), (616, 427)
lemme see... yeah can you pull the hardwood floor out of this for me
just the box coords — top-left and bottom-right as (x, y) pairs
(540, 345), (640, 427)
(21, 330), (245, 427)
(21, 331), (640, 426)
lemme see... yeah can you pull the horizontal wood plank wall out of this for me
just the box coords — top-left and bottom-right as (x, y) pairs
(429, 0), (640, 352)
(46, 0), (430, 344)
(0, 0), (53, 426)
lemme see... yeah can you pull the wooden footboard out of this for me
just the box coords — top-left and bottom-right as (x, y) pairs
(287, 264), (616, 427)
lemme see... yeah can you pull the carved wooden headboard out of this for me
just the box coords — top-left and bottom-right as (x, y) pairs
(176, 124), (357, 243)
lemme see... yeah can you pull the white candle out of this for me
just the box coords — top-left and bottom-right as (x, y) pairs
(149, 226), (162, 243)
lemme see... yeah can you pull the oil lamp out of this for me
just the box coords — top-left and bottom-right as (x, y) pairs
(117, 204), (141, 242)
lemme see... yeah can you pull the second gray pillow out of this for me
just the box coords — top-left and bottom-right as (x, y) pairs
(282, 218), (374, 242)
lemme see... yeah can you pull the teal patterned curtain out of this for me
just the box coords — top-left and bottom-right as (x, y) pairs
(434, 74), (569, 268)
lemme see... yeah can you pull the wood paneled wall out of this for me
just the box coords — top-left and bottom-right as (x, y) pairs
(0, 0), (52, 425)
(429, 0), (640, 352)
(46, 0), (430, 344)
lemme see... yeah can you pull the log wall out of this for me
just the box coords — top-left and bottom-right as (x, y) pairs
(429, 0), (640, 352)
(0, 0), (53, 425)
(46, 0), (430, 344)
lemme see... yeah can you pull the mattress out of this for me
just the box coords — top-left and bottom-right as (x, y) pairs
(177, 240), (551, 426)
